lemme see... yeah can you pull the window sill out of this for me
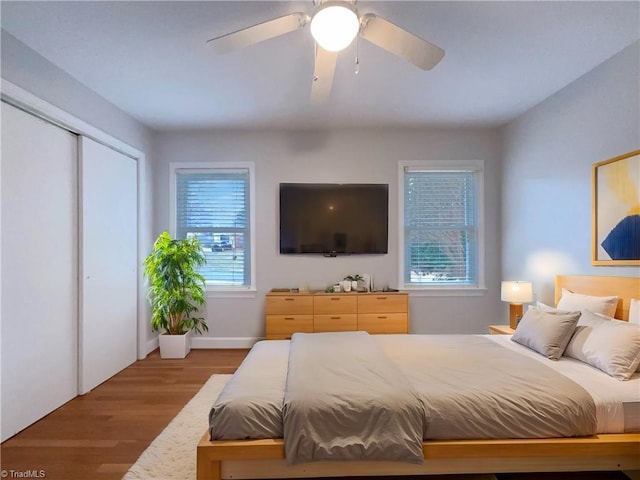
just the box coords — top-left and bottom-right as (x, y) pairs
(206, 287), (257, 299)
(403, 287), (487, 297)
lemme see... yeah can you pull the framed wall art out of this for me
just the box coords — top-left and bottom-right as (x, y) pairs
(592, 149), (640, 266)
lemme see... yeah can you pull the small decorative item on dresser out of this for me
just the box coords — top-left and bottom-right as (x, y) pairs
(344, 274), (363, 292)
(362, 273), (372, 292)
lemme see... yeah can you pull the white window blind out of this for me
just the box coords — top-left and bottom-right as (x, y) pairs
(175, 168), (250, 286)
(402, 165), (481, 287)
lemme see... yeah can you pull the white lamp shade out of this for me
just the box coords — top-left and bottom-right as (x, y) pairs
(501, 281), (533, 304)
(310, 3), (360, 52)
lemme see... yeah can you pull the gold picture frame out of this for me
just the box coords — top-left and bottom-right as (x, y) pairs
(592, 149), (640, 266)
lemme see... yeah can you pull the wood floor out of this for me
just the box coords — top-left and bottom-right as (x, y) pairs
(0, 348), (248, 480)
(0, 349), (634, 480)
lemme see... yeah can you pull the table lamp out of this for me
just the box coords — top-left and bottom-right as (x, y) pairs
(501, 281), (533, 329)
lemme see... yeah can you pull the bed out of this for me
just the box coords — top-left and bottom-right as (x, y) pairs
(197, 275), (640, 480)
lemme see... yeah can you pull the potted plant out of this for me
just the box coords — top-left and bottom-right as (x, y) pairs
(344, 274), (363, 291)
(143, 231), (208, 358)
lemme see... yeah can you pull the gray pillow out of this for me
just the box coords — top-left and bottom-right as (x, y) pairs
(511, 308), (580, 360)
(564, 309), (640, 380)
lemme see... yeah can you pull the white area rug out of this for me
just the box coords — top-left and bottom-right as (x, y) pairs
(122, 374), (231, 480)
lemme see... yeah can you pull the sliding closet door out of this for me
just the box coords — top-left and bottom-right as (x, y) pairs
(1, 102), (78, 441)
(79, 137), (137, 394)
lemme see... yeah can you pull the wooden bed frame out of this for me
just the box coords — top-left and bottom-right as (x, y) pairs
(197, 275), (640, 480)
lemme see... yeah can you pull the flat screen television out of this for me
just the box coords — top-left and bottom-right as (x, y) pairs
(279, 183), (388, 255)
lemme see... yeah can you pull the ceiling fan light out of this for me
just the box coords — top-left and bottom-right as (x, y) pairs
(310, 3), (359, 52)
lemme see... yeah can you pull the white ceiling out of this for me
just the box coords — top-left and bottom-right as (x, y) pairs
(1, 1), (638, 131)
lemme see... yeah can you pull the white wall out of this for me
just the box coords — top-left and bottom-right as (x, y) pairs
(1, 31), (152, 153)
(154, 127), (503, 341)
(501, 41), (640, 304)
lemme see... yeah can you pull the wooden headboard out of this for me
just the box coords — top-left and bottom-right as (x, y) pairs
(555, 275), (639, 321)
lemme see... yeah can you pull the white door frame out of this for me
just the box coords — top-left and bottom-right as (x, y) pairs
(0, 78), (150, 362)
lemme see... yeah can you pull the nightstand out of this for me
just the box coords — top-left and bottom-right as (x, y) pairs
(489, 325), (516, 335)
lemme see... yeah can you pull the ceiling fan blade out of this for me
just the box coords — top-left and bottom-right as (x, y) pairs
(207, 12), (310, 54)
(359, 13), (445, 70)
(310, 46), (337, 104)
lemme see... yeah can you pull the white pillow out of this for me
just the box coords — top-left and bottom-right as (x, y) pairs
(564, 310), (640, 380)
(629, 299), (640, 371)
(531, 301), (581, 316)
(535, 301), (558, 313)
(629, 298), (640, 325)
(511, 308), (581, 360)
(557, 288), (618, 318)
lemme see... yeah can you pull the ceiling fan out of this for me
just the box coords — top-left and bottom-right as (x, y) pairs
(206, 0), (445, 104)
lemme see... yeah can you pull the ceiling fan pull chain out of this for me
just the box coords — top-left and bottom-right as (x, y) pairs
(313, 41), (319, 82)
(355, 36), (360, 75)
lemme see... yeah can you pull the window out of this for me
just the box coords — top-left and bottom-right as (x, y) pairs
(399, 161), (484, 290)
(171, 162), (255, 291)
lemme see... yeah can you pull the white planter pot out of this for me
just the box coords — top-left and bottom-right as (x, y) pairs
(158, 332), (191, 359)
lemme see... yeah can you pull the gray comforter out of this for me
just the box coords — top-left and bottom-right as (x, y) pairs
(374, 334), (597, 439)
(209, 340), (289, 439)
(208, 333), (598, 464)
(283, 332), (425, 464)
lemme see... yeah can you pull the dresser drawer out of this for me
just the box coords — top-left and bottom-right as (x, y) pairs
(314, 295), (357, 314)
(357, 294), (407, 314)
(358, 313), (408, 334)
(266, 295), (313, 315)
(314, 314), (358, 332)
(266, 315), (313, 336)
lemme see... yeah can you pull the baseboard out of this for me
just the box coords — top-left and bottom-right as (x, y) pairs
(145, 337), (159, 356)
(191, 337), (262, 349)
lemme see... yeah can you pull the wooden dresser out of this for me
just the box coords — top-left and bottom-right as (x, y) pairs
(265, 291), (408, 339)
